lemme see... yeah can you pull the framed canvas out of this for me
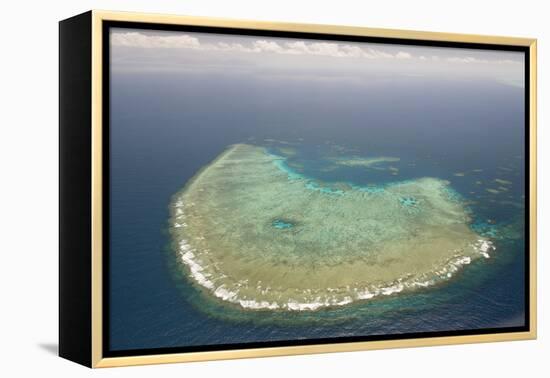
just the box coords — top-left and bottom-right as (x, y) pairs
(59, 10), (537, 368)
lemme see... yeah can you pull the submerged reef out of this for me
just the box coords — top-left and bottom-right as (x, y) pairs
(330, 156), (400, 168)
(170, 144), (493, 311)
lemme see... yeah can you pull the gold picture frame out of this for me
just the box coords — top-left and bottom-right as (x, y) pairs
(59, 10), (537, 368)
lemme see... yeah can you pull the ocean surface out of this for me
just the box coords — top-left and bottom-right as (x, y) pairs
(109, 72), (525, 352)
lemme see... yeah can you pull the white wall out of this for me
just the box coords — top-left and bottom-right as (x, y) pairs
(1, 0), (547, 376)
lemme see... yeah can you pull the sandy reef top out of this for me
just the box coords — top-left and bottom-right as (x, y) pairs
(170, 144), (492, 311)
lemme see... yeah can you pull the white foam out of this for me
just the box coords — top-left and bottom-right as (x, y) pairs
(214, 285), (238, 301)
(410, 279), (435, 288)
(455, 256), (472, 265)
(178, 238), (485, 311)
(380, 283), (404, 296)
(334, 296), (353, 306)
(474, 239), (496, 258)
(286, 300), (323, 311)
(238, 299), (280, 310)
(179, 239), (288, 310)
(177, 232), (487, 311)
(356, 289), (376, 299)
(179, 247), (215, 290)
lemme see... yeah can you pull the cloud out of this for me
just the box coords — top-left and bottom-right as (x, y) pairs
(284, 41), (346, 56)
(445, 56), (520, 65)
(252, 40), (284, 53)
(111, 32), (423, 60)
(395, 51), (412, 59)
(447, 56), (488, 63)
(111, 32), (200, 49)
(110, 31), (523, 66)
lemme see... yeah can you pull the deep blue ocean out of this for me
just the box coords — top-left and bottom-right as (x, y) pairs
(109, 72), (525, 351)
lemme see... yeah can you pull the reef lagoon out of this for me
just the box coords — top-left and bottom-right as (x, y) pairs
(170, 144), (495, 311)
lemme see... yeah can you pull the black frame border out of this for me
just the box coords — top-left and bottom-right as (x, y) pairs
(101, 20), (531, 359)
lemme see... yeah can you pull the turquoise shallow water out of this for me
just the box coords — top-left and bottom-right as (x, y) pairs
(272, 219), (294, 229)
(108, 74), (526, 352)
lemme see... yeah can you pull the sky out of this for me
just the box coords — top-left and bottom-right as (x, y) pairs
(110, 28), (525, 88)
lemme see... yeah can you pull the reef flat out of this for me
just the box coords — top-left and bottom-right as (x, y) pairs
(170, 144), (493, 311)
(330, 156), (400, 168)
